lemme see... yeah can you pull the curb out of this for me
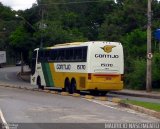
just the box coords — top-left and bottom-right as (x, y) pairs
(119, 102), (160, 119)
(72, 93), (81, 97)
(97, 97), (108, 101)
(110, 91), (160, 99)
(112, 98), (122, 103)
(84, 95), (94, 99)
(50, 91), (58, 94)
(61, 92), (70, 96)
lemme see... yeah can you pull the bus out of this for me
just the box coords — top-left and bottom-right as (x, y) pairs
(31, 41), (124, 95)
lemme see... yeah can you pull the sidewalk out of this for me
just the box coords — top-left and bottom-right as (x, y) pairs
(110, 89), (160, 99)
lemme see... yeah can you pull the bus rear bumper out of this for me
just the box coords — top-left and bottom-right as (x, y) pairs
(86, 82), (123, 91)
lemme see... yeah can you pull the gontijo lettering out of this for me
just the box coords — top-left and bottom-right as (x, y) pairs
(56, 64), (71, 70)
(95, 54), (119, 58)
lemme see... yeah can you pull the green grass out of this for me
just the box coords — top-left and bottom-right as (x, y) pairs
(122, 99), (160, 112)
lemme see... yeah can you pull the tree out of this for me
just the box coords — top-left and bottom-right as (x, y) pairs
(9, 26), (35, 71)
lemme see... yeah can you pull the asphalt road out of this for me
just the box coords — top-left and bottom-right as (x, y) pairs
(0, 66), (34, 87)
(0, 87), (159, 123)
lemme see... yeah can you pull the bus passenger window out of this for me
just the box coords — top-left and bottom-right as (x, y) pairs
(69, 48), (74, 61)
(50, 49), (57, 61)
(65, 48), (70, 61)
(73, 48), (82, 61)
(38, 50), (43, 62)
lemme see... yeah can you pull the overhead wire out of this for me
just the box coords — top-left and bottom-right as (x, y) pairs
(37, 0), (114, 5)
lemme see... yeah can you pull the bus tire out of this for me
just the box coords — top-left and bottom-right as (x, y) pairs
(64, 78), (71, 93)
(90, 90), (99, 96)
(37, 76), (44, 90)
(70, 79), (79, 94)
(99, 91), (107, 96)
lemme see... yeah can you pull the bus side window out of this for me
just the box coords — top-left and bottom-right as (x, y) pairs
(50, 49), (56, 62)
(44, 50), (50, 62)
(55, 49), (59, 61)
(60, 49), (65, 61)
(73, 48), (82, 61)
(38, 50), (43, 63)
(31, 51), (37, 75)
(65, 48), (70, 61)
(70, 48), (74, 61)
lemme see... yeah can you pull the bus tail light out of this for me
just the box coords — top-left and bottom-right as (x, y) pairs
(88, 73), (92, 80)
(121, 74), (124, 81)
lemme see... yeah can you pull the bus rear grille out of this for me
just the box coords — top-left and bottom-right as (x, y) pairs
(79, 77), (86, 88)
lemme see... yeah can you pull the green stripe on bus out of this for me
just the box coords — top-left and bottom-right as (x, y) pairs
(41, 63), (49, 86)
(45, 63), (54, 87)
(41, 63), (54, 86)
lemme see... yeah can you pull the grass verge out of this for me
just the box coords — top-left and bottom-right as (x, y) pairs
(122, 99), (160, 112)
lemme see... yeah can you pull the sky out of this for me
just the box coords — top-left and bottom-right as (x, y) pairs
(0, 0), (159, 11)
(0, 0), (37, 10)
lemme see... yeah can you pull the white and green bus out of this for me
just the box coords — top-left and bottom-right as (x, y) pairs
(31, 41), (124, 95)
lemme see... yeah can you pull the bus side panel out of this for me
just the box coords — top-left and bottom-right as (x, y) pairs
(50, 71), (88, 90)
(50, 62), (88, 89)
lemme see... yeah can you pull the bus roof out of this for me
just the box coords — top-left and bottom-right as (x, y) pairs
(34, 41), (122, 50)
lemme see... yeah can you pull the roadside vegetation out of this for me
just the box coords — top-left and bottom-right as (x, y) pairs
(0, 0), (160, 90)
(122, 99), (160, 112)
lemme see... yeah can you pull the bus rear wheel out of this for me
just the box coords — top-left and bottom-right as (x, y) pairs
(90, 90), (107, 96)
(99, 91), (107, 96)
(70, 80), (79, 94)
(64, 79), (71, 93)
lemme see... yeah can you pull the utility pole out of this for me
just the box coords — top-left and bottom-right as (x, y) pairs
(146, 0), (152, 92)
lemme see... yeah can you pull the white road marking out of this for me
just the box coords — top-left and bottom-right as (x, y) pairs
(84, 99), (145, 115)
(0, 109), (9, 129)
(84, 98), (119, 110)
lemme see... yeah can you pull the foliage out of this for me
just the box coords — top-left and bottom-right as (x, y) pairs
(125, 58), (146, 90)
(152, 53), (160, 88)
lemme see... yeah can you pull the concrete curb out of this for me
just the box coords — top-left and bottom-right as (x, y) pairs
(119, 102), (160, 119)
(61, 92), (70, 96)
(72, 93), (81, 97)
(110, 91), (160, 99)
(112, 98), (122, 103)
(50, 91), (58, 94)
(84, 95), (94, 99)
(97, 97), (108, 101)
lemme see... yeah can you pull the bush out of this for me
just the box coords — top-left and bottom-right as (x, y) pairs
(125, 58), (146, 90)
(125, 52), (160, 90)
(152, 53), (160, 89)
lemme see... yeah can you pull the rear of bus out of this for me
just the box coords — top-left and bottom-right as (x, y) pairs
(86, 41), (124, 91)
